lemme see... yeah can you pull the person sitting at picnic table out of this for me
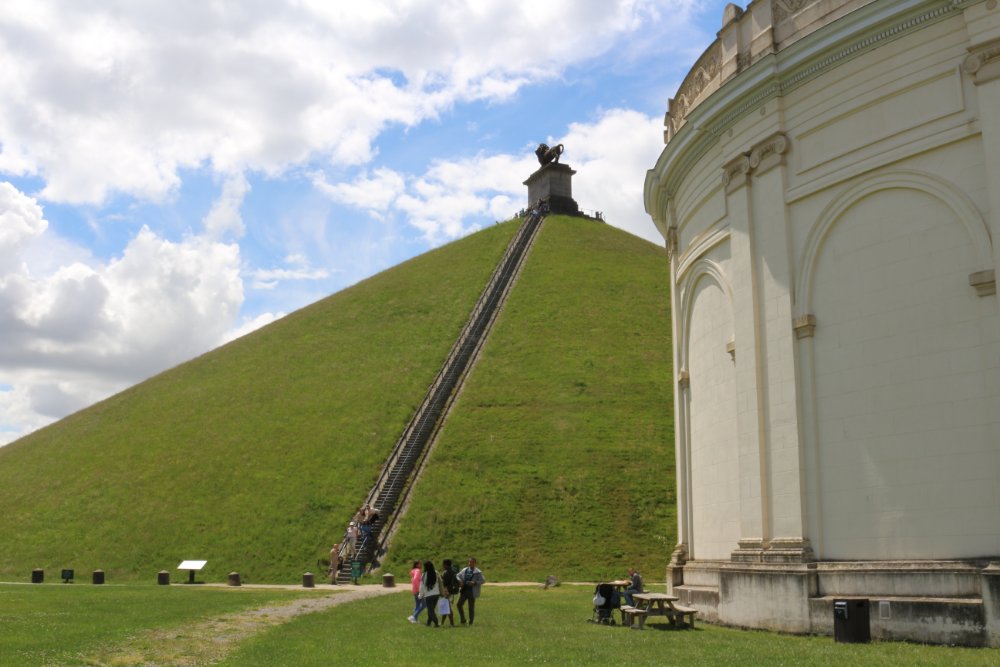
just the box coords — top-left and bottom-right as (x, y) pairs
(624, 567), (644, 606)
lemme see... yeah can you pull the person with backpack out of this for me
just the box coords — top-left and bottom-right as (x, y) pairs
(456, 557), (486, 626)
(438, 558), (459, 627)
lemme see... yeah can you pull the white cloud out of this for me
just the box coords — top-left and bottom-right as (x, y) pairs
(203, 172), (250, 239)
(249, 253), (332, 290)
(0, 0), (675, 207)
(557, 109), (667, 243)
(320, 114), (666, 245)
(0, 183), (244, 444)
(222, 311), (284, 345)
(311, 168), (405, 217)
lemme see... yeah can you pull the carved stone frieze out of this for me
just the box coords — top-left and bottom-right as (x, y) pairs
(963, 38), (1000, 85)
(773, 0), (813, 25)
(666, 41), (722, 137)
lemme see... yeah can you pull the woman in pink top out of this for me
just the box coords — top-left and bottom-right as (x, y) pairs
(407, 560), (424, 623)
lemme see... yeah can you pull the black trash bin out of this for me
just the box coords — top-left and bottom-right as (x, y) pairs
(833, 599), (870, 643)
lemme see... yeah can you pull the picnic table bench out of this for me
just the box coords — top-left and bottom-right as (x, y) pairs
(626, 593), (698, 630)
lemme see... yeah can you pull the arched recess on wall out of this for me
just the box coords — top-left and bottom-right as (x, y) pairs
(795, 169), (992, 317)
(678, 257), (735, 371)
(794, 168), (999, 560)
(677, 256), (740, 560)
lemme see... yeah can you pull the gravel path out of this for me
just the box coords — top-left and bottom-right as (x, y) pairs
(74, 585), (401, 666)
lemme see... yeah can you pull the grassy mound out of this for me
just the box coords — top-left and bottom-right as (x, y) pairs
(0, 215), (673, 584)
(0, 220), (519, 583)
(385, 216), (674, 581)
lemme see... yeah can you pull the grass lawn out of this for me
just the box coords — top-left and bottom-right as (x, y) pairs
(0, 583), (313, 666)
(3, 584), (996, 666)
(220, 585), (1000, 666)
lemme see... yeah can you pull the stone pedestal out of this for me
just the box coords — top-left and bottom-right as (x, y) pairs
(523, 163), (579, 215)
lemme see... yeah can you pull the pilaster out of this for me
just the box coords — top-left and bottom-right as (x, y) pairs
(963, 34), (1000, 300)
(721, 151), (766, 555)
(746, 131), (810, 554)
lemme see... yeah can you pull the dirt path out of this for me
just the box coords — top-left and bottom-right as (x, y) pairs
(74, 585), (401, 666)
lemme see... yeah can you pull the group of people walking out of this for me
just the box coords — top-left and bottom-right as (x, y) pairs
(408, 557), (485, 628)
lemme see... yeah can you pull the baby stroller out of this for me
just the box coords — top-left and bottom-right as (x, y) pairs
(590, 583), (620, 625)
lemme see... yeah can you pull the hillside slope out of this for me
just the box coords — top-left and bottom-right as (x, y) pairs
(386, 216), (674, 582)
(0, 220), (519, 583)
(0, 215), (673, 584)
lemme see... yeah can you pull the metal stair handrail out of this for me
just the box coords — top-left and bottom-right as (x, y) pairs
(335, 210), (546, 572)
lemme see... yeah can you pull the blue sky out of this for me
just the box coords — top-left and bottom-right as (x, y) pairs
(0, 0), (731, 444)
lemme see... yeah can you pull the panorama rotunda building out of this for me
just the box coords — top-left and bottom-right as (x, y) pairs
(645, 0), (1000, 646)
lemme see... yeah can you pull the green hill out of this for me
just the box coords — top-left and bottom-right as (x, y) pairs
(0, 215), (673, 584)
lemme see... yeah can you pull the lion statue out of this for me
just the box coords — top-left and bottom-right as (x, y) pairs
(535, 142), (564, 166)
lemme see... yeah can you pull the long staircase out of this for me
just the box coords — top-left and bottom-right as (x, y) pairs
(333, 208), (546, 582)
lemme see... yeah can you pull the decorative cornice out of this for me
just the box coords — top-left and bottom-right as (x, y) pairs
(666, 226), (679, 261)
(646, 0), (974, 226)
(721, 132), (791, 192)
(749, 132), (790, 175)
(963, 37), (1000, 85)
(722, 153), (752, 193)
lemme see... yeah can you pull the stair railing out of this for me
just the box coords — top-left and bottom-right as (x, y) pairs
(336, 210), (546, 574)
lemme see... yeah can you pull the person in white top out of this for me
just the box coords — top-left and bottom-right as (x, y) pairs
(419, 560), (441, 627)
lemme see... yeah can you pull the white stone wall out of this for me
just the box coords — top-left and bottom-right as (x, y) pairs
(649, 0), (1000, 570)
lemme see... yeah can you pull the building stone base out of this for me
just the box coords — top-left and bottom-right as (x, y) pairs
(668, 559), (1000, 647)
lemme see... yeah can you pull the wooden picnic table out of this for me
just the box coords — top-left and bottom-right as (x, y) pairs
(624, 592), (698, 630)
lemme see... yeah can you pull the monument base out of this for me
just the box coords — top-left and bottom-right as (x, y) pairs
(668, 558), (1000, 647)
(523, 163), (580, 215)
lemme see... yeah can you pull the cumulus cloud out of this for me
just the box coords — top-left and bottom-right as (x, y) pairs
(0, 183), (244, 444)
(557, 109), (667, 243)
(311, 168), (406, 217)
(0, 0), (669, 206)
(317, 114), (665, 245)
(203, 172), (250, 239)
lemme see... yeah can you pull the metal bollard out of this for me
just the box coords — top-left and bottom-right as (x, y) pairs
(92, 570), (105, 585)
(302, 572), (315, 588)
(157, 570), (170, 585)
(228, 572), (241, 587)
